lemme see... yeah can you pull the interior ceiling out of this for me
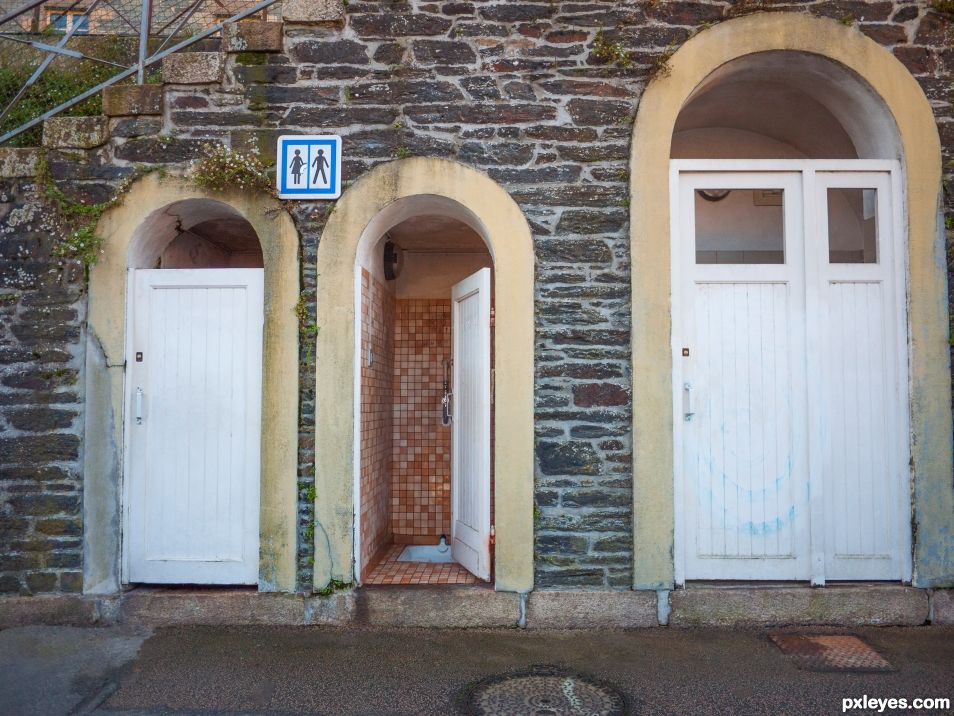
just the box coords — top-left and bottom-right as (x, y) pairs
(674, 79), (857, 158)
(189, 217), (262, 253)
(384, 214), (488, 253)
(674, 52), (868, 159)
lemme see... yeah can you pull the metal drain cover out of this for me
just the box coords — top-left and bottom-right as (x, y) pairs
(770, 634), (894, 673)
(462, 665), (626, 716)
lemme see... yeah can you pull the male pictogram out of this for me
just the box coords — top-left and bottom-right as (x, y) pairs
(288, 148), (305, 184)
(312, 148), (329, 185)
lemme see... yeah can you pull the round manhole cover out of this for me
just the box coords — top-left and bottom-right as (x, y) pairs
(462, 665), (626, 716)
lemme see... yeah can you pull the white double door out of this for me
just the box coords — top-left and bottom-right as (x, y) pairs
(125, 269), (264, 584)
(673, 165), (909, 583)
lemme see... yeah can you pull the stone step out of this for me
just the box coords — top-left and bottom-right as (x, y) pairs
(1, 585), (948, 629)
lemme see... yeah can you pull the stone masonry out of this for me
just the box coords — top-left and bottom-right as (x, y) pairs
(0, 0), (952, 594)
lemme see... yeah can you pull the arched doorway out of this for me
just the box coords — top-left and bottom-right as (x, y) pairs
(670, 51), (907, 585)
(125, 199), (265, 584)
(84, 175), (299, 593)
(630, 13), (951, 590)
(313, 158), (534, 593)
(355, 205), (494, 585)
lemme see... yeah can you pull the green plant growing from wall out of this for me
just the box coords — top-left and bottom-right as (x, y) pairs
(647, 39), (678, 80)
(295, 294), (320, 364)
(591, 28), (632, 68)
(316, 579), (352, 596)
(34, 154), (144, 269)
(931, 1), (954, 21)
(190, 142), (273, 196)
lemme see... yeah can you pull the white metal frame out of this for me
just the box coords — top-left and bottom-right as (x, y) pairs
(670, 158), (911, 587)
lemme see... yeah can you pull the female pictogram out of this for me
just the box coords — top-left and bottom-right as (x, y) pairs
(289, 149), (306, 184)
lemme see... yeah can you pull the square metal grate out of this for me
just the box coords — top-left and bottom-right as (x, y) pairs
(770, 634), (895, 673)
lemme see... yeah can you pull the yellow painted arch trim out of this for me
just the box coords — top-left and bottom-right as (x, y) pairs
(87, 174), (300, 592)
(630, 12), (952, 588)
(313, 157), (535, 593)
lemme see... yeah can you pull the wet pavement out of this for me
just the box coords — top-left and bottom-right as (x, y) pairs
(1, 624), (952, 714)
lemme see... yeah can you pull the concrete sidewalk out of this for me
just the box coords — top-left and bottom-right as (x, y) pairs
(1, 624), (952, 715)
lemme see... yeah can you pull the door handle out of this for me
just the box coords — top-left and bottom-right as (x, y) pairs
(683, 383), (694, 421)
(135, 387), (144, 425)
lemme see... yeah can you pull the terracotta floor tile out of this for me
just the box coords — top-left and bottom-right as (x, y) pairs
(364, 544), (479, 586)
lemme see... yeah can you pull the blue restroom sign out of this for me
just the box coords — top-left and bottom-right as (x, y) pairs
(276, 134), (342, 199)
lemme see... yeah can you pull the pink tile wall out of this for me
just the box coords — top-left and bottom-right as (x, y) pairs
(392, 299), (452, 543)
(360, 269), (395, 576)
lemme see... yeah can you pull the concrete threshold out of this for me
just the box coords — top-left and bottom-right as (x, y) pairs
(669, 583), (931, 627)
(1, 584), (951, 629)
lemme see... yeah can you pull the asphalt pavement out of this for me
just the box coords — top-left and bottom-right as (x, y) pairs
(1, 623), (952, 715)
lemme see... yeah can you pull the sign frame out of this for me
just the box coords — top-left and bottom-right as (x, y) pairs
(276, 134), (342, 200)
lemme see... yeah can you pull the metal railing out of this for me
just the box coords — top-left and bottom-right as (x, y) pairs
(0, 0), (280, 145)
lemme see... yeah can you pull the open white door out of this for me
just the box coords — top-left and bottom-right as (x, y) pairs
(450, 267), (492, 581)
(126, 269), (264, 584)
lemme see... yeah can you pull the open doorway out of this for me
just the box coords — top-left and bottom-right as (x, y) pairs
(355, 214), (494, 586)
(123, 199), (265, 585)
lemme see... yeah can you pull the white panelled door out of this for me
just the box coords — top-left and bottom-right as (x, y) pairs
(812, 172), (905, 580)
(673, 164), (909, 584)
(676, 172), (811, 580)
(450, 267), (492, 581)
(126, 269), (264, 584)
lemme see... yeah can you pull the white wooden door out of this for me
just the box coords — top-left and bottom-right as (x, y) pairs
(674, 172), (812, 581)
(450, 268), (492, 581)
(811, 172), (906, 580)
(126, 269), (264, 584)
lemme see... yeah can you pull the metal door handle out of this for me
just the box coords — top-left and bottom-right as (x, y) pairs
(683, 383), (694, 421)
(135, 387), (143, 425)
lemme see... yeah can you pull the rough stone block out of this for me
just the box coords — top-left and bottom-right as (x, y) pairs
(526, 590), (658, 629)
(42, 116), (108, 149)
(282, 0), (344, 24)
(0, 595), (114, 627)
(162, 52), (223, 84)
(0, 148), (40, 177)
(223, 21), (284, 53)
(102, 85), (163, 116)
(119, 589), (306, 625)
(304, 592), (355, 624)
(231, 128), (279, 167)
(669, 585), (930, 627)
(931, 589), (954, 625)
(109, 116), (161, 138)
(355, 587), (519, 627)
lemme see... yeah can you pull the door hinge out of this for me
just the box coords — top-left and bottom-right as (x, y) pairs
(490, 525), (496, 545)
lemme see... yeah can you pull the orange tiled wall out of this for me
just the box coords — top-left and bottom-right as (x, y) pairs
(392, 299), (451, 543)
(360, 269), (395, 574)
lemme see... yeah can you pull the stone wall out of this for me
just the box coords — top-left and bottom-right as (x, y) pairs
(0, 0), (951, 594)
(0, 172), (87, 595)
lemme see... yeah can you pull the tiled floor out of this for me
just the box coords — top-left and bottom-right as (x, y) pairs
(364, 544), (479, 585)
